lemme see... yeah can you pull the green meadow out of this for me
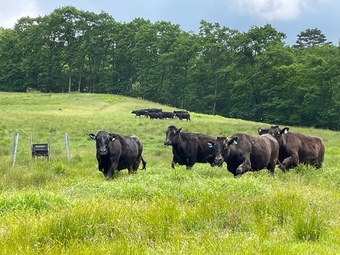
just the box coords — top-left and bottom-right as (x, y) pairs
(1, 92), (340, 254)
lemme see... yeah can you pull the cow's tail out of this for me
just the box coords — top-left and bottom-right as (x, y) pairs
(140, 157), (147, 170)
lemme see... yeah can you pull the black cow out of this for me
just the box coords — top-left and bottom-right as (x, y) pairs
(209, 133), (279, 177)
(147, 111), (163, 119)
(174, 111), (191, 121)
(131, 109), (147, 117)
(89, 131), (146, 179)
(265, 126), (325, 171)
(161, 111), (175, 119)
(164, 125), (217, 169)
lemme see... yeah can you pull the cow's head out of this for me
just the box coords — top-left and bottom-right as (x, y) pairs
(164, 125), (182, 145)
(89, 131), (116, 155)
(268, 125), (288, 139)
(208, 136), (238, 166)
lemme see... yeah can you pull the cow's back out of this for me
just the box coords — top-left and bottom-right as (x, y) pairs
(131, 135), (143, 154)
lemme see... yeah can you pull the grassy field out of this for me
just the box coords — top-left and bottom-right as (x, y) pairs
(1, 92), (340, 254)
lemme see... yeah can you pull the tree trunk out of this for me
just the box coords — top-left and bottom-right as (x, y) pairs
(68, 74), (72, 92)
(78, 73), (82, 92)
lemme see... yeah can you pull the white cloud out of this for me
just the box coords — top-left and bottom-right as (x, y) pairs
(0, 0), (39, 28)
(229, 0), (306, 21)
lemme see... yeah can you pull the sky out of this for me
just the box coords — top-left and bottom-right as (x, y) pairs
(0, 0), (339, 46)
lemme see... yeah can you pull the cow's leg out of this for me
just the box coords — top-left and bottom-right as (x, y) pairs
(234, 159), (251, 177)
(280, 153), (299, 170)
(171, 156), (177, 169)
(98, 163), (104, 172)
(105, 162), (118, 180)
(186, 157), (196, 170)
(267, 162), (275, 175)
(234, 163), (244, 177)
(315, 160), (323, 169)
(128, 166), (136, 174)
(130, 157), (141, 174)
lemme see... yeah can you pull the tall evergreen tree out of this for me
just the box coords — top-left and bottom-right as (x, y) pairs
(294, 28), (330, 48)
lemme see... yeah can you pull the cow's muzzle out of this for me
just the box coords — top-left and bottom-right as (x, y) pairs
(98, 149), (107, 155)
(214, 156), (224, 166)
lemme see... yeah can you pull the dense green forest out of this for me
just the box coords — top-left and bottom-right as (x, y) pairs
(0, 6), (339, 129)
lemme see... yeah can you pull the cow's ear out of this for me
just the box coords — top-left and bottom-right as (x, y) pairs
(176, 127), (182, 133)
(89, 134), (96, 140)
(281, 127), (289, 134)
(228, 137), (238, 145)
(108, 134), (117, 141)
(207, 142), (214, 149)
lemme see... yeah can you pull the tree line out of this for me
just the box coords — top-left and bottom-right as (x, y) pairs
(0, 6), (340, 130)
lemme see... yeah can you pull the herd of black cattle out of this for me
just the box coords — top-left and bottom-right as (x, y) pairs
(89, 122), (325, 179)
(131, 108), (191, 121)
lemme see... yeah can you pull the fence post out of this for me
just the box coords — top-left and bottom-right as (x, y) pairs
(49, 133), (52, 159)
(65, 133), (70, 162)
(12, 132), (19, 167)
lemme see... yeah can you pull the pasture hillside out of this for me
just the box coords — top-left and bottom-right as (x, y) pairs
(1, 92), (340, 255)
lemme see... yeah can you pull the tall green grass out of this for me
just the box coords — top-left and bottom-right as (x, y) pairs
(1, 92), (340, 254)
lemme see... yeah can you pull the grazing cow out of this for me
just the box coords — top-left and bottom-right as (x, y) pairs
(89, 131), (146, 179)
(164, 125), (217, 169)
(265, 126), (325, 170)
(174, 111), (191, 121)
(131, 109), (147, 117)
(209, 133), (280, 177)
(146, 111), (163, 119)
(161, 111), (175, 119)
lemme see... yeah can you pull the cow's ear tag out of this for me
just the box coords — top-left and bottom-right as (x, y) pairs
(109, 136), (116, 141)
(233, 140), (238, 145)
(89, 135), (96, 140)
(207, 143), (213, 148)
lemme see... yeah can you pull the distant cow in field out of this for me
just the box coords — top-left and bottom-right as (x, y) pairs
(161, 111), (175, 119)
(263, 126), (325, 171)
(209, 133), (280, 177)
(146, 111), (163, 119)
(89, 131), (146, 179)
(164, 125), (217, 169)
(174, 111), (191, 121)
(131, 109), (147, 117)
